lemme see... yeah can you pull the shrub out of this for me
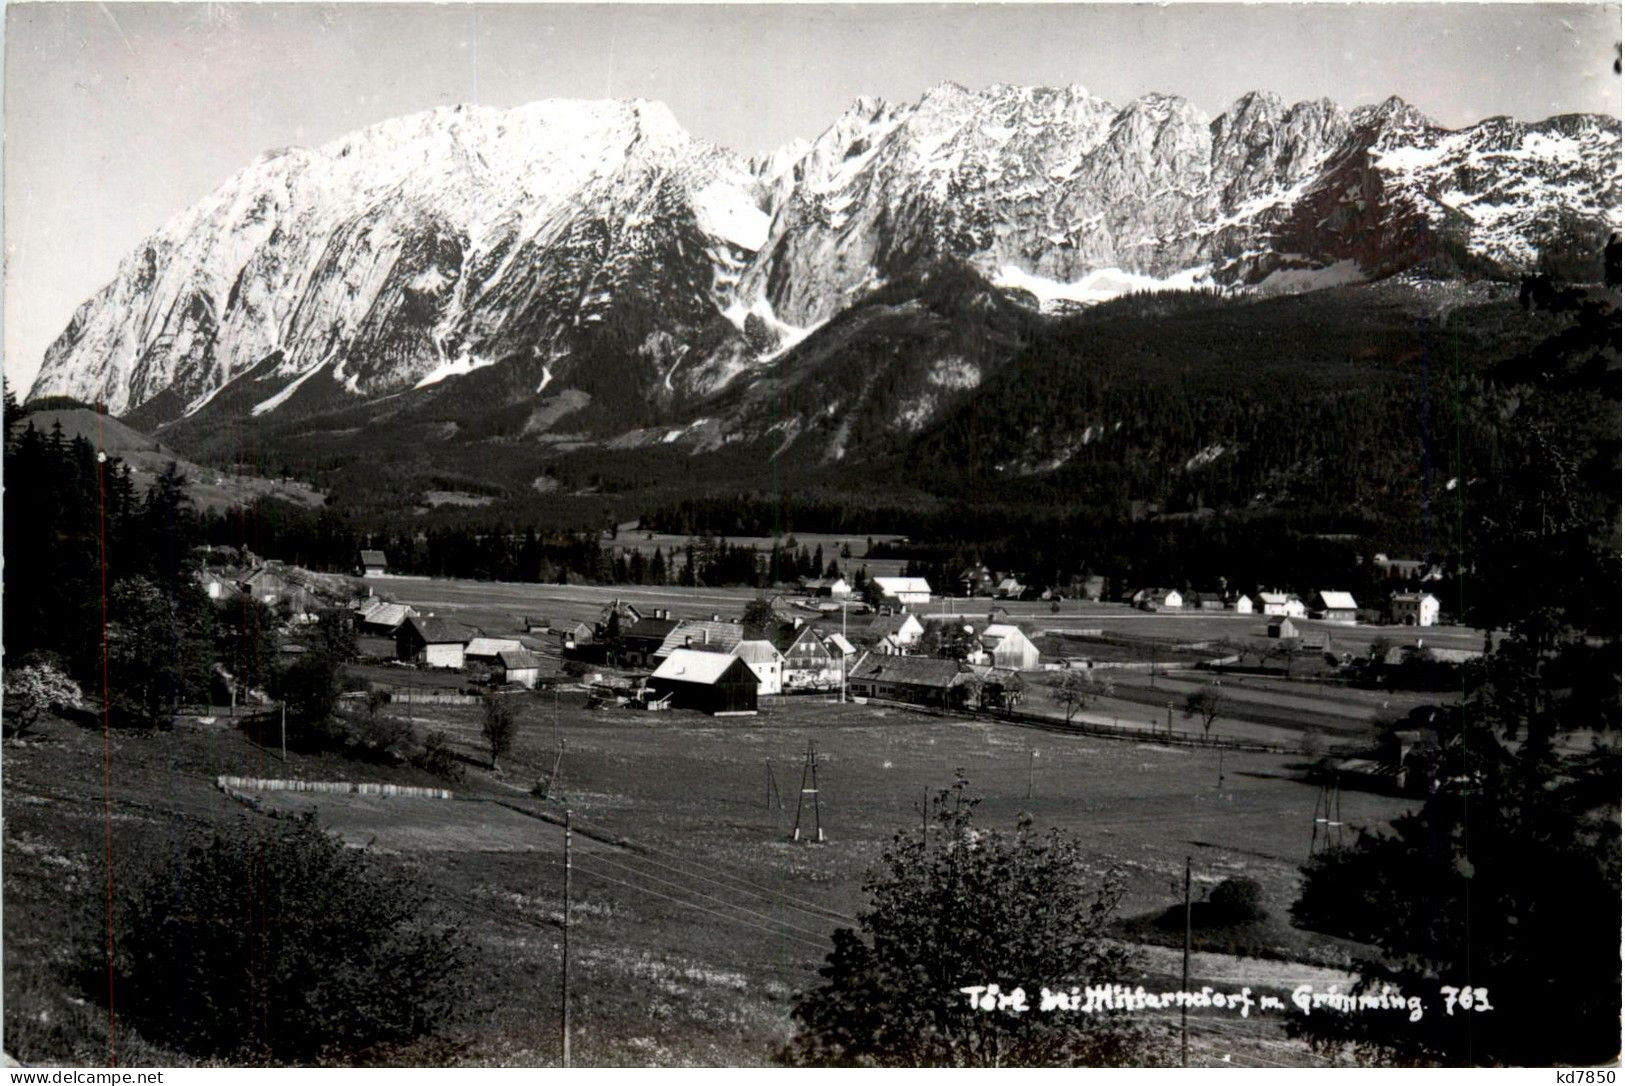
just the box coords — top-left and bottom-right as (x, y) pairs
(1204, 877), (1267, 927)
(92, 814), (472, 1063)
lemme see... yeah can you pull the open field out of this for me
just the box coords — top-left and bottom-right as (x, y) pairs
(3, 685), (1408, 1066)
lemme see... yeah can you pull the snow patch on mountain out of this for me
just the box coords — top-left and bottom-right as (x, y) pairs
(993, 264), (1213, 307)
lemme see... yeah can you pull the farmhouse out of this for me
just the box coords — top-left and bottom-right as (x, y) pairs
(655, 619), (745, 662)
(618, 616), (680, 667)
(358, 549), (388, 578)
(860, 613), (924, 652)
(1233, 594), (1256, 615)
(994, 576), (1026, 599)
(555, 621), (594, 647)
(239, 567), (294, 607)
(847, 653), (965, 709)
(496, 649), (543, 689)
(397, 616), (472, 668)
(1267, 616), (1299, 639)
(869, 576), (932, 611)
(1189, 590), (1229, 611)
(801, 576), (852, 599)
(1310, 590), (1359, 625)
(732, 639), (786, 695)
(1389, 592), (1440, 627)
(464, 637), (526, 664)
(1133, 587), (1183, 612)
(778, 625), (842, 691)
(355, 600), (415, 635)
(196, 569), (235, 600)
(1257, 591), (1307, 618)
(648, 649), (760, 714)
(957, 565), (994, 596)
(975, 623), (1042, 670)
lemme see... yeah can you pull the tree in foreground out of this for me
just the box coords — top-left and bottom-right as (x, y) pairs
(2, 661), (81, 738)
(786, 777), (1151, 1067)
(1182, 687), (1223, 743)
(1045, 669), (1111, 725)
(97, 814), (472, 1063)
(481, 693), (518, 771)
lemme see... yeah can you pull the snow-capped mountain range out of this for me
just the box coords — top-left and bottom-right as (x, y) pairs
(27, 84), (1622, 429)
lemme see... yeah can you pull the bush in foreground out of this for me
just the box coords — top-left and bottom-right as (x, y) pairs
(786, 777), (1151, 1067)
(93, 814), (472, 1064)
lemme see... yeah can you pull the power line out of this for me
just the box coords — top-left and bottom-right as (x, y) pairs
(577, 851), (834, 943)
(570, 863), (831, 952)
(623, 844), (857, 924)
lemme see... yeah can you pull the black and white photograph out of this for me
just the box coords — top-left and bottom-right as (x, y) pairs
(1, 0), (1620, 1072)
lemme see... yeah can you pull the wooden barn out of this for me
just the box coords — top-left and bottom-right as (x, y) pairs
(397, 616), (471, 668)
(648, 649), (760, 715)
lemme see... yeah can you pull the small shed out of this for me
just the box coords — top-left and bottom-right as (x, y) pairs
(359, 549), (389, 578)
(1267, 616), (1299, 640)
(648, 649), (760, 715)
(497, 649), (542, 689)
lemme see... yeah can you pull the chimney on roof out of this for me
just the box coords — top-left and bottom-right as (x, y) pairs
(684, 635), (693, 648)
(702, 629), (710, 644)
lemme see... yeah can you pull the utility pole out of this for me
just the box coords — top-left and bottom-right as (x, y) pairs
(921, 787), (929, 852)
(562, 809), (572, 1068)
(1026, 746), (1036, 801)
(280, 701), (287, 762)
(839, 600), (848, 704)
(791, 741), (824, 843)
(1216, 747), (1225, 797)
(1181, 856), (1192, 1068)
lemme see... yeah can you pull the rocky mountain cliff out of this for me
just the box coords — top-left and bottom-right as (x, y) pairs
(28, 84), (1621, 439)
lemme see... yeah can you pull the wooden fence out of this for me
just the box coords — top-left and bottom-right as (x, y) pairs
(216, 775), (454, 799)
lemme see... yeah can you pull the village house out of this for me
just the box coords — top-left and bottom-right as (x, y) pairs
(1389, 592), (1441, 627)
(994, 576), (1026, 599)
(555, 621), (594, 648)
(496, 649), (543, 689)
(464, 637), (526, 664)
(1267, 616), (1299, 639)
(239, 567), (294, 607)
(1310, 590), (1360, 625)
(801, 576), (852, 600)
(777, 625), (843, 691)
(1256, 591), (1307, 618)
(731, 639), (786, 696)
(647, 649), (760, 715)
(617, 615), (680, 667)
(869, 576), (933, 611)
(1189, 589), (1229, 611)
(957, 565), (994, 597)
(1234, 594), (1256, 615)
(396, 616), (472, 668)
(860, 612), (925, 653)
(196, 568), (235, 600)
(973, 623), (1042, 670)
(654, 619), (745, 663)
(1132, 587), (1183, 612)
(776, 624), (838, 692)
(846, 653), (965, 709)
(358, 549), (389, 578)
(593, 599), (645, 640)
(355, 600), (416, 635)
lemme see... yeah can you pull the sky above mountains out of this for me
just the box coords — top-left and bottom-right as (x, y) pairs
(6, 1), (1620, 394)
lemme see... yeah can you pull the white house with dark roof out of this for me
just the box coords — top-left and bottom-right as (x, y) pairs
(1310, 590), (1359, 625)
(731, 639), (786, 695)
(869, 576), (932, 611)
(1389, 592), (1440, 627)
